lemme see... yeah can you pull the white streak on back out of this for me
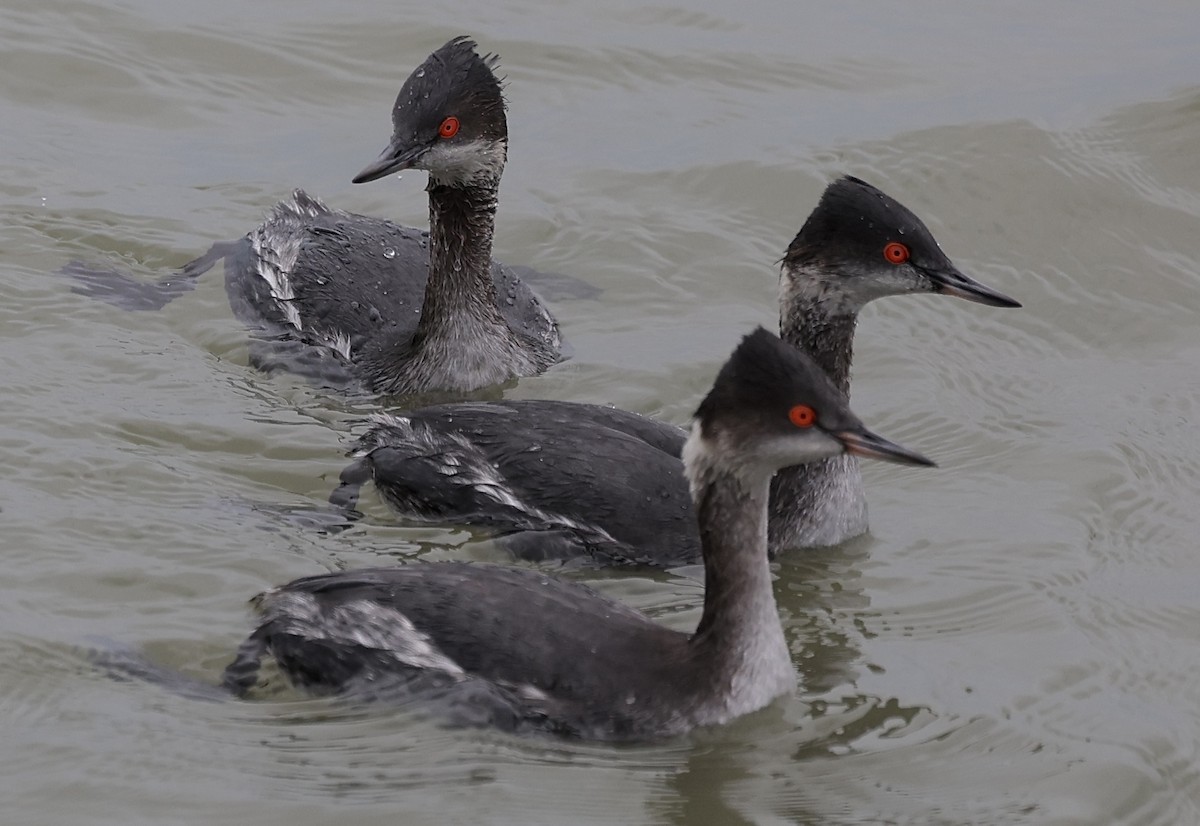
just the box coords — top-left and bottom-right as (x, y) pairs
(261, 590), (467, 678)
(361, 412), (620, 544)
(249, 191), (329, 332)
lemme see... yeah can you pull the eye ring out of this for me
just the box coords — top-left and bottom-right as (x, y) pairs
(883, 241), (910, 264)
(438, 116), (460, 139)
(788, 404), (816, 428)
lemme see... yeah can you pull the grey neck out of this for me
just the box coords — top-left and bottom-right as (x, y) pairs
(770, 265), (867, 551)
(685, 445), (793, 719)
(371, 176), (541, 394)
(777, 266), (859, 395)
(418, 179), (507, 341)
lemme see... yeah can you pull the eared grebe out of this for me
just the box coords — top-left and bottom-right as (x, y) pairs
(222, 329), (934, 740)
(330, 176), (1019, 564)
(68, 36), (563, 396)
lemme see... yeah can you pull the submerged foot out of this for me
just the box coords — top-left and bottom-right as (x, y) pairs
(65, 241), (237, 311)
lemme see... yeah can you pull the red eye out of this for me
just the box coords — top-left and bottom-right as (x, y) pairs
(883, 242), (910, 264)
(788, 404), (816, 428)
(438, 116), (460, 139)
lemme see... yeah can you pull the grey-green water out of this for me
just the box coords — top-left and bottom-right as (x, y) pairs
(4, 1), (1200, 823)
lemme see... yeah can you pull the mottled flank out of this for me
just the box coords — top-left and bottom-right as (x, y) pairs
(356, 412), (622, 543)
(256, 590), (468, 677)
(248, 191), (329, 332)
(331, 403), (691, 566)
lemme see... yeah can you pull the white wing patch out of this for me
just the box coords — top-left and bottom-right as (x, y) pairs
(314, 329), (353, 361)
(261, 590), (467, 678)
(248, 191), (352, 360)
(357, 412), (619, 544)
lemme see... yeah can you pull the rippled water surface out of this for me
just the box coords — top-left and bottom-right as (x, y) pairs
(5, 1), (1200, 823)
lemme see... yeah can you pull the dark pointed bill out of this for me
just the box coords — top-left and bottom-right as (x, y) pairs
(924, 265), (1021, 308)
(835, 429), (936, 468)
(352, 139), (428, 184)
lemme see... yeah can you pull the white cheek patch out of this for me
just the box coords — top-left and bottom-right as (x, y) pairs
(424, 139), (507, 186)
(780, 263), (929, 314)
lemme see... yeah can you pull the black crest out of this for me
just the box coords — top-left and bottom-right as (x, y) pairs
(390, 36), (507, 145)
(784, 176), (950, 272)
(695, 328), (860, 436)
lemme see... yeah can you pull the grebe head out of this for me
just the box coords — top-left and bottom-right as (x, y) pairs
(781, 176), (1021, 313)
(353, 36), (507, 187)
(686, 328), (934, 487)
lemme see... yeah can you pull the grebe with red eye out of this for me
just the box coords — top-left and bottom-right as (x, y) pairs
(223, 329), (934, 740)
(329, 176), (1020, 566)
(69, 37), (564, 397)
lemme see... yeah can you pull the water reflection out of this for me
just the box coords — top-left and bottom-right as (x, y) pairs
(7, 0), (1200, 822)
